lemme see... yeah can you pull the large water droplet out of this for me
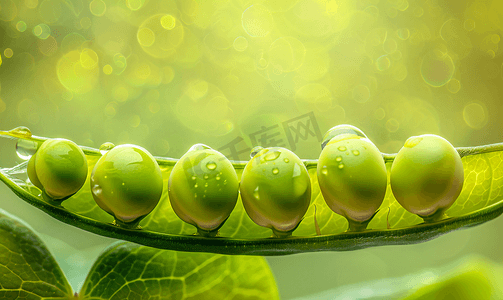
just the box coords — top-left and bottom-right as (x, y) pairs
(16, 139), (38, 160)
(321, 124), (367, 149)
(404, 136), (423, 148)
(189, 143), (212, 152)
(352, 150), (360, 156)
(272, 167), (279, 175)
(335, 156), (342, 162)
(99, 142), (115, 155)
(264, 150), (281, 161)
(10, 126), (32, 138)
(253, 186), (260, 200)
(250, 146), (264, 158)
(206, 161), (217, 170)
(338, 146), (347, 151)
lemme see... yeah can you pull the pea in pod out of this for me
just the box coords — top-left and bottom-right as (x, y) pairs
(90, 144), (163, 228)
(27, 138), (88, 200)
(390, 134), (464, 222)
(240, 146), (311, 238)
(317, 125), (387, 231)
(168, 144), (239, 237)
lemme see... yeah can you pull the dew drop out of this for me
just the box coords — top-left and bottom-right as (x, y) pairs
(254, 186), (260, 200)
(338, 146), (347, 151)
(194, 183), (198, 188)
(284, 158), (289, 163)
(250, 146), (264, 158)
(99, 142), (115, 155)
(352, 150), (360, 156)
(404, 136), (423, 148)
(272, 167), (279, 175)
(216, 175), (221, 180)
(223, 179), (227, 185)
(204, 182), (208, 188)
(335, 156), (342, 162)
(191, 176), (197, 180)
(16, 139), (38, 160)
(264, 150), (281, 161)
(338, 164), (345, 169)
(321, 166), (328, 175)
(203, 174), (209, 179)
(206, 161), (217, 170)
(10, 126), (32, 138)
(189, 143), (212, 152)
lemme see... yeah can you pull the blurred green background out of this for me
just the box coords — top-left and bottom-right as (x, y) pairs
(0, 0), (502, 298)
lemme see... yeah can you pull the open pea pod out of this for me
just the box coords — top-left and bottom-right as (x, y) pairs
(1, 127), (503, 256)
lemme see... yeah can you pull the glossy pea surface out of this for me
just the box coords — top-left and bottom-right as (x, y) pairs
(240, 147), (311, 236)
(390, 134), (464, 218)
(28, 138), (87, 200)
(168, 144), (239, 233)
(318, 133), (387, 223)
(90, 144), (163, 224)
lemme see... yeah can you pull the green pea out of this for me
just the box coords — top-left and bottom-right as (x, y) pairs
(240, 146), (311, 238)
(168, 144), (239, 237)
(390, 134), (464, 221)
(90, 144), (163, 228)
(27, 138), (88, 200)
(317, 125), (387, 231)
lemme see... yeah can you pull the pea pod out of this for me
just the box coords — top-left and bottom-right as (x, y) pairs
(90, 144), (163, 228)
(240, 146), (311, 238)
(317, 125), (387, 231)
(168, 144), (239, 237)
(27, 138), (88, 200)
(1, 127), (502, 256)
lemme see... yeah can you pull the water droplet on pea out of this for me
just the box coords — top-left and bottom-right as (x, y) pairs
(204, 182), (208, 187)
(338, 164), (345, 169)
(99, 142), (115, 155)
(16, 139), (38, 160)
(204, 174), (209, 179)
(194, 193), (198, 198)
(336, 156), (342, 162)
(272, 168), (279, 175)
(404, 136), (423, 148)
(206, 161), (217, 170)
(321, 166), (328, 175)
(223, 179), (227, 185)
(284, 158), (289, 163)
(338, 146), (347, 151)
(250, 146), (264, 158)
(191, 176), (196, 180)
(10, 126), (32, 138)
(194, 183), (198, 188)
(352, 150), (360, 156)
(264, 150), (281, 161)
(216, 175), (221, 180)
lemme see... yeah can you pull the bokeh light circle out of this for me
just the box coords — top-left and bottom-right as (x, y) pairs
(137, 14), (185, 58)
(463, 102), (488, 129)
(420, 50), (455, 87)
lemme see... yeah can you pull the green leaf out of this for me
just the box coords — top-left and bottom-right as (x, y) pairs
(291, 255), (503, 300)
(80, 242), (280, 300)
(0, 209), (74, 300)
(2, 129), (503, 255)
